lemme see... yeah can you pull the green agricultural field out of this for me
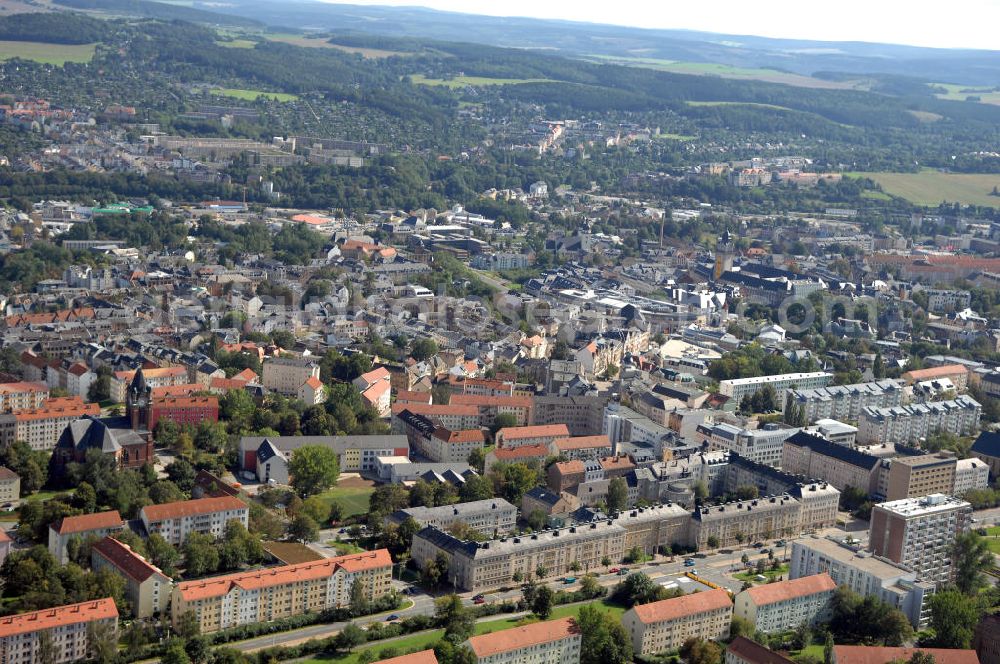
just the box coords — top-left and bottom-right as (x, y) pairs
(587, 55), (857, 90)
(848, 170), (1000, 208)
(933, 82), (1000, 105)
(0, 40), (96, 65)
(266, 33), (408, 58)
(409, 74), (554, 88)
(216, 39), (257, 49)
(210, 88), (299, 102)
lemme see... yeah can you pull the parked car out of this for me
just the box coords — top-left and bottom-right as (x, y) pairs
(385, 614), (400, 622)
(563, 577), (576, 584)
(608, 567), (620, 574)
(752, 542), (765, 548)
(683, 558), (696, 566)
(473, 597), (485, 604)
(617, 568), (629, 575)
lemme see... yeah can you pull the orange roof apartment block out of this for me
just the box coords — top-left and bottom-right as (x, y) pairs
(902, 364), (970, 389)
(0, 396), (100, 450)
(735, 573), (837, 633)
(0, 597), (118, 663)
(140, 496), (248, 547)
(0, 381), (48, 413)
(465, 617), (581, 661)
(623, 588), (733, 655)
(172, 549), (393, 633)
(495, 424), (569, 448)
(49, 511), (124, 564)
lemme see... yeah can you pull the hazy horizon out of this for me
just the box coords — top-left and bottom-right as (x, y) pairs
(313, 0), (1000, 51)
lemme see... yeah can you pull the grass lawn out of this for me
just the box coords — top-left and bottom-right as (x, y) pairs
(0, 40), (96, 65)
(979, 527), (1000, 553)
(210, 88), (299, 102)
(299, 599), (624, 664)
(847, 170), (1000, 208)
(409, 74), (554, 88)
(734, 563), (790, 584)
(587, 56), (854, 90)
(790, 644), (827, 662)
(327, 540), (365, 555)
(316, 482), (375, 518)
(26, 489), (73, 503)
(933, 82), (1000, 105)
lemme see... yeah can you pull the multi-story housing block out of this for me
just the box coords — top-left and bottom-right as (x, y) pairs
(0, 381), (49, 413)
(699, 422), (797, 467)
(496, 424), (570, 449)
(734, 574), (836, 633)
(0, 396), (100, 450)
(111, 367), (187, 402)
(91, 537), (172, 619)
(691, 494), (803, 549)
(386, 499), (517, 537)
(449, 394), (534, 428)
(785, 380), (904, 424)
(0, 467), (18, 504)
(464, 617), (581, 664)
(549, 435), (613, 461)
(533, 395), (608, 436)
(782, 431), (882, 495)
(261, 356), (321, 396)
(49, 510), (124, 564)
(0, 598), (118, 664)
(789, 536), (934, 628)
(139, 496), (248, 547)
(857, 396), (981, 445)
(719, 373), (833, 411)
(954, 457), (991, 496)
(171, 550), (392, 633)
(869, 494), (972, 587)
(622, 588), (733, 656)
(239, 434), (409, 475)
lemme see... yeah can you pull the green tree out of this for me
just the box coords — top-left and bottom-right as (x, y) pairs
(459, 474), (494, 501)
(339, 623), (367, 651)
(707, 535), (720, 549)
(578, 604), (633, 664)
(288, 514), (319, 542)
(606, 477), (628, 514)
(953, 531), (994, 595)
(301, 495), (333, 525)
(467, 448), (486, 474)
(436, 594), (474, 643)
(680, 638), (723, 664)
(411, 338), (439, 361)
(532, 585), (554, 619)
(288, 445), (340, 497)
(146, 533), (179, 576)
(183, 532), (220, 577)
(350, 578), (371, 617)
(929, 590), (978, 648)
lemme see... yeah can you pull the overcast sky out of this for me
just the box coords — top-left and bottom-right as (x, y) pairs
(317, 0), (1000, 50)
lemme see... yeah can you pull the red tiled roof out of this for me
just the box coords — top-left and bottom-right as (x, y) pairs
(141, 496), (245, 523)
(491, 444), (548, 460)
(833, 647), (979, 664)
(0, 381), (47, 395)
(903, 365), (969, 381)
(304, 375), (323, 390)
(0, 467), (18, 481)
(0, 598), (117, 638)
(450, 394), (533, 408)
(151, 384), (203, 398)
(373, 650), (439, 664)
(727, 636), (796, 664)
(432, 428), (485, 444)
(12, 397), (99, 421)
(92, 536), (167, 583)
(53, 510), (122, 536)
(498, 424), (569, 441)
(552, 460), (586, 474)
(744, 573), (836, 606)
(177, 549), (391, 601)
(552, 435), (611, 450)
(466, 617), (580, 657)
(391, 403), (478, 417)
(630, 588), (732, 624)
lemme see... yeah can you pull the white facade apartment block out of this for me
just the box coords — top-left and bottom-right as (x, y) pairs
(389, 499), (517, 536)
(703, 422), (797, 467)
(786, 380), (904, 424)
(734, 574), (836, 633)
(140, 498), (249, 547)
(261, 357), (321, 395)
(719, 372), (833, 409)
(857, 396), (981, 445)
(954, 458), (990, 496)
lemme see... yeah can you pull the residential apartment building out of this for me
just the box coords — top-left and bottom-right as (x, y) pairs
(91, 536), (172, 619)
(374, 651), (439, 664)
(0, 467), (18, 504)
(486, 444), (549, 474)
(622, 588), (733, 656)
(446, 394), (534, 428)
(782, 431), (882, 495)
(496, 424), (570, 449)
(532, 395), (607, 436)
(0, 396), (101, 450)
(0, 598), (118, 664)
(238, 434), (409, 475)
(261, 356), (321, 396)
(833, 646), (979, 664)
(392, 404), (481, 432)
(464, 617), (581, 664)
(972, 431), (1000, 479)
(955, 458), (991, 496)
(411, 503), (690, 591)
(869, 494), (972, 587)
(924, 289), (972, 313)
(603, 404), (673, 455)
(49, 510), (124, 564)
(691, 494), (805, 550)
(699, 421), (798, 467)
(111, 367), (187, 402)
(902, 364), (970, 392)
(171, 550), (393, 633)
(386, 499), (517, 537)
(734, 573), (836, 633)
(719, 373), (833, 410)
(353, 367), (392, 417)
(139, 496), (249, 546)
(789, 536), (934, 627)
(726, 637), (797, 664)
(549, 435), (613, 461)
(881, 452), (987, 501)
(858, 396), (982, 445)
(785, 380), (904, 424)
(0, 381), (48, 413)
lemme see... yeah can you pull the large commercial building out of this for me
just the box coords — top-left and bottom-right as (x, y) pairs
(734, 574), (836, 633)
(699, 422), (798, 467)
(238, 434), (409, 475)
(789, 536), (934, 628)
(172, 549), (393, 633)
(869, 494), (972, 587)
(0, 598), (118, 664)
(464, 617), (581, 664)
(386, 499), (517, 537)
(857, 396), (981, 445)
(785, 380), (904, 425)
(719, 373), (833, 410)
(0, 396), (100, 450)
(139, 496), (249, 547)
(881, 452), (989, 501)
(91, 536), (172, 619)
(622, 588), (733, 655)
